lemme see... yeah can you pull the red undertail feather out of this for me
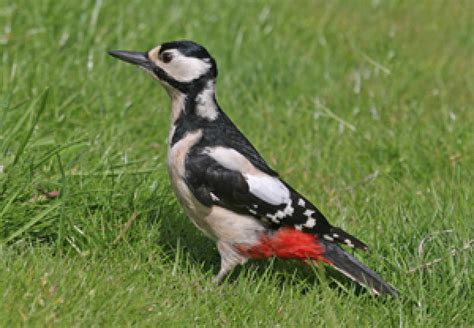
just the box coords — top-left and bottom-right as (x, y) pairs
(236, 227), (399, 296)
(236, 228), (332, 265)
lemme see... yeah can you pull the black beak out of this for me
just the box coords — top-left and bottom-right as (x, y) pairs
(108, 50), (151, 69)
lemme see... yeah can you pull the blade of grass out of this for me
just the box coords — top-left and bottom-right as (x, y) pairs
(12, 88), (50, 166)
(2, 202), (60, 244)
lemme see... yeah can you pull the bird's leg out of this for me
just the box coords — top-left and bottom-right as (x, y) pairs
(213, 241), (248, 284)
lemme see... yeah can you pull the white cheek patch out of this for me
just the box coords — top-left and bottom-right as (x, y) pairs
(152, 49), (211, 83)
(169, 56), (211, 82)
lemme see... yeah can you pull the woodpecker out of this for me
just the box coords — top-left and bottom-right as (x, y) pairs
(109, 40), (398, 296)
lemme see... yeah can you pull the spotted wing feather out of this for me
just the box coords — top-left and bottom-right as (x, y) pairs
(185, 152), (367, 250)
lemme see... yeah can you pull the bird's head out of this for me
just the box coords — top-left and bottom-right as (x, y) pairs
(109, 40), (217, 95)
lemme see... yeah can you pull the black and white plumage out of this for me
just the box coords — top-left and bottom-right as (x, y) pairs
(109, 40), (397, 296)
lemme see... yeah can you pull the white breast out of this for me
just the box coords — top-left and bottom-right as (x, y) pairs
(167, 129), (213, 236)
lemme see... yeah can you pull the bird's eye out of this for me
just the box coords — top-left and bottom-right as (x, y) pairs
(161, 52), (173, 63)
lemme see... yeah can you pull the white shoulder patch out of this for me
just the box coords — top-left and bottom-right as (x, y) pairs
(204, 147), (255, 173)
(244, 174), (290, 205)
(203, 146), (289, 205)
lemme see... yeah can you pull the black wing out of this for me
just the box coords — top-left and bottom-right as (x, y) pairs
(185, 151), (367, 250)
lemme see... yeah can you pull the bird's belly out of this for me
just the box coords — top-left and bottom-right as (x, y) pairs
(168, 175), (265, 244)
(202, 206), (266, 245)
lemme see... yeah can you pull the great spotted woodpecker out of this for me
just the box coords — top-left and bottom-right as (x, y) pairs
(109, 40), (398, 296)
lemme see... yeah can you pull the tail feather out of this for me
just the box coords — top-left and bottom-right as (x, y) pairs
(321, 239), (398, 296)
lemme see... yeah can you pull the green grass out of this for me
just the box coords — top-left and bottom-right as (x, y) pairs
(1, 0), (473, 326)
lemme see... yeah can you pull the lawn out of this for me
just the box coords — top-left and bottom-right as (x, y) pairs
(0, 0), (473, 326)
